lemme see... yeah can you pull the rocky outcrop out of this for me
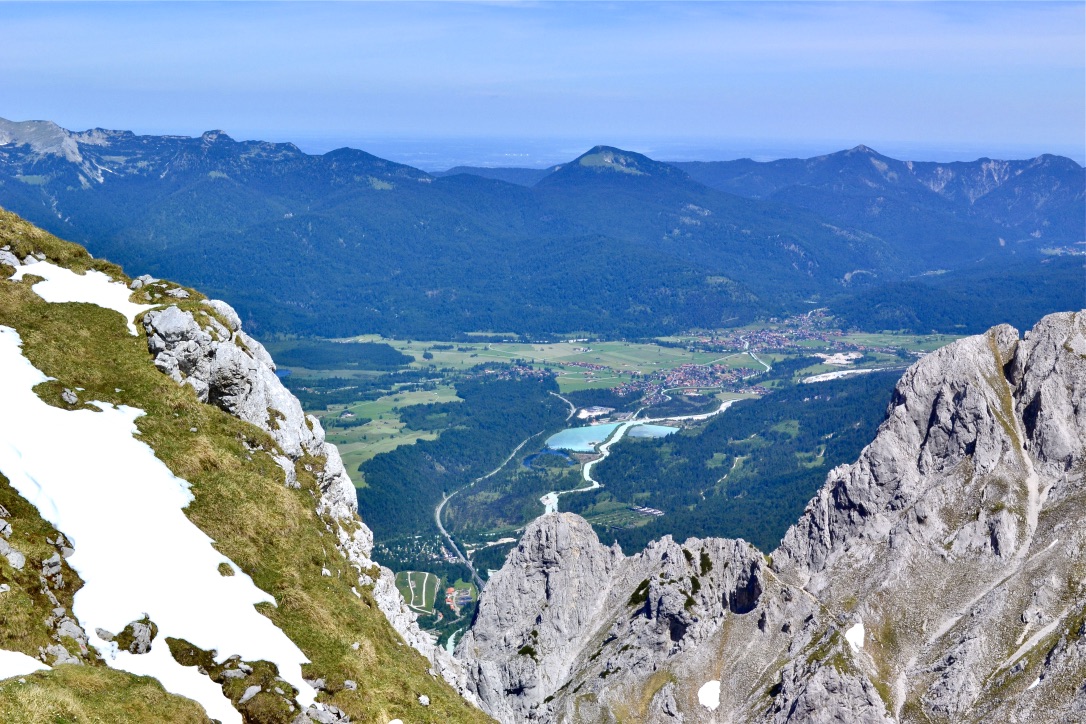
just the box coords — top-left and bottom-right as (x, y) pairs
(141, 300), (477, 707)
(458, 512), (773, 722)
(458, 312), (1086, 723)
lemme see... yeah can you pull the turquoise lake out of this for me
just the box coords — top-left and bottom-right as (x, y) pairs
(545, 424), (620, 452)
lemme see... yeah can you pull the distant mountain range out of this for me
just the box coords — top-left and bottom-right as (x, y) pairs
(437, 145), (1085, 268)
(0, 117), (1081, 338)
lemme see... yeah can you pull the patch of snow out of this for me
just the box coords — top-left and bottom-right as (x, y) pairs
(845, 620), (865, 652)
(0, 326), (315, 723)
(0, 649), (51, 680)
(10, 261), (155, 335)
(698, 679), (721, 710)
(1026, 677), (1040, 691)
(114, 644), (237, 721)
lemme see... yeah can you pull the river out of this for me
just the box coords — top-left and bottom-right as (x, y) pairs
(540, 396), (741, 513)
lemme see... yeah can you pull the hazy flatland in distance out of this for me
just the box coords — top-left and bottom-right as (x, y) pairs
(278, 134), (1086, 171)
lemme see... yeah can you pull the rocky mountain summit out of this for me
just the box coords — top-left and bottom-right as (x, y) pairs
(456, 311), (1086, 723)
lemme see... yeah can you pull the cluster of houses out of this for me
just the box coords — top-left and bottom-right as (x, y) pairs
(445, 586), (473, 614)
(611, 362), (760, 399)
(694, 310), (841, 351)
(564, 360), (609, 371)
(478, 364), (554, 381)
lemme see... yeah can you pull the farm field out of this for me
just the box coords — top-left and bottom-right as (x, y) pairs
(322, 385), (461, 485)
(838, 331), (961, 352)
(575, 499), (656, 532)
(343, 336), (727, 376)
(394, 570), (438, 614)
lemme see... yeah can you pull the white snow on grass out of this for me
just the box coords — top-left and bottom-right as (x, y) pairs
(112, 644), (242, 723)
(0, 326), (314, 723)
(10, 260), (154, 335)
(0, 649), (50, 680)
(845, 620), (865, 652)
(698, 679), (721, 710)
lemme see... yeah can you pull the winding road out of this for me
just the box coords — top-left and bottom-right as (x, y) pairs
(434, 391), (575, 589)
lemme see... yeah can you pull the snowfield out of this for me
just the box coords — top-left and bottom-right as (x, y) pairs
(0, 649), (51, 680)
(698, 679), (721, 710)
(0, 325), (315, 722)
(845, 620), (865, 652)
(11, 260), (154, 335)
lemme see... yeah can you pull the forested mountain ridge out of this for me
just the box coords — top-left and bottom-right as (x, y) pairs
(1, 118), (1078, 339)
(673, 145), (1085, 266)
(422, 144), (1084, 260)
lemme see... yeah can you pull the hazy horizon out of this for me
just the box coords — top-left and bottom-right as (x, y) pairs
(6, 114), (1082, 171)
(2, 1), (1082, 170)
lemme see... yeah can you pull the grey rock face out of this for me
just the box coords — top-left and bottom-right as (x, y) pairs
(458, 512), (769, 722)
(0, 538), (25, 570)
(129, 274), (157, 290)
(118, 618), (157, 654)
(143, 299), (477, 706)
(458, 312), (1086, 723)
(0, 248), (21, 270)
(42, 644), (81, 666)
(297, 705), (351, 724)
(142, 302), (356, 515)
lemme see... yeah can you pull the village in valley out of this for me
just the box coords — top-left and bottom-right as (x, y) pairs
(283, 311), (960, 647)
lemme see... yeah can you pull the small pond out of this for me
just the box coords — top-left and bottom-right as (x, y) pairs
(523, 449), (576, 468)
(625, 424), (679, 439)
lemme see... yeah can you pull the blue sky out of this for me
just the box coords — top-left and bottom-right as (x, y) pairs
(1, 1), (1082, 168)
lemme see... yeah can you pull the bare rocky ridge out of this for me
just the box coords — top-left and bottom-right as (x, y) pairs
(457, 311), (1086, 723)
(141, 300), (478, 710)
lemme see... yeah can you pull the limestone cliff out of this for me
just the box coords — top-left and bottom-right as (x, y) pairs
(457, 312), (1086, 723)
(142, 298), (476, 705)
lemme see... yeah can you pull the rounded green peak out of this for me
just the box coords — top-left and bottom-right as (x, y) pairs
(573, 146), (669, 176)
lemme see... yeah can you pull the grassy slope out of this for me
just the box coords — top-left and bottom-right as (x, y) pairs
(0, 209), (487, 723)
(0, 666), (211, 724)
(0, 471), (90, 666)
